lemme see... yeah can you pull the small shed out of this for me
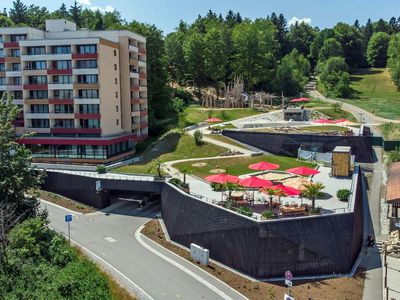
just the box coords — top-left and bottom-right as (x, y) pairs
(386, 163), (400, 231)
(283, 108), (308, 121)
(332, 146), (351, 177)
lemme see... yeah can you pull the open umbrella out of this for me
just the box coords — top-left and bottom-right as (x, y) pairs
(239, 176), (273, 203)
(311, 118), (334, 124)
(286, 166), (320, 176)
(249, 161), (280, 171)
(204, 173), (239, 184)
(267, 184), (301, 196)
(290, 97), (311, 103)
(205, 118), (222, 123)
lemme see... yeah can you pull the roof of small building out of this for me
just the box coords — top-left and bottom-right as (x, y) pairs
(333, 146), (351, 153)
(386, 162), (400, 203)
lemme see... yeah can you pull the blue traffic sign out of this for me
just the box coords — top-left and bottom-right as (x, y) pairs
(65, 214), (73, 222)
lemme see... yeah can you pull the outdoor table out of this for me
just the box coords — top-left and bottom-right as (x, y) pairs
(230, 191), (244, 202)
(280, 206), (307, 217)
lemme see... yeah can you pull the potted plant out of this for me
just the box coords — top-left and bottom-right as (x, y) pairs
(337, 189), (351, 202)
(262, 210), (276, 220)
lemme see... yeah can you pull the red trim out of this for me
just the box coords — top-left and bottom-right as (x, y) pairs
(140, 110), (148, 116)
(18, 134), (138, 146)
(49, 99), (74, 104)
(50, 128), (101, 135)
(75, 113), (101, 119)
(138, 48), (146, 55)
(23, 84), (48, 90)
(140, 122), (148, 128)
(72, 53), (98, 59)
(4, 42), (19, 48)
(0, 58), (4, 63)
(131, 85), (139, 91)
(130, 98), (140, 104)
(139, 72), (147, 79)
(47, 69), (72, 75)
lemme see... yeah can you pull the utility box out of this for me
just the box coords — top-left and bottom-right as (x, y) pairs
(190, 243), (209, 266)
(332, 146), (351, 177)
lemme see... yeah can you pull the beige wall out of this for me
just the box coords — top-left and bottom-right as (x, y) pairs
(98, 42), (122, 136)
(118, 36), (132, 133)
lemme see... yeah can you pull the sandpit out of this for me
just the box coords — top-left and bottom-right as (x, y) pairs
(191, 162), (208, 167)
(209, 169), (226, 174)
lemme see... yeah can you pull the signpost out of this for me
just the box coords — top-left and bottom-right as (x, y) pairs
(96, 180), (102, 193)
(285, 271), (293, 298)
(65, 214), (73, 245)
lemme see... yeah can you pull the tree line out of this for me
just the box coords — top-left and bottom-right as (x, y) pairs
(3, 1), (400, 131)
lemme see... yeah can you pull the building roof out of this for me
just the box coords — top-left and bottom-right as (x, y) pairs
(333, 146), (351, 153)
(386, 162), (400, 204)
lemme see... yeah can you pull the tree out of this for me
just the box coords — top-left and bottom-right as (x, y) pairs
(318, 56), (352, 97)
(374, 18), (390, 33)
(367, 32), (390, 67)
(69, 1), (82, 28)
(165, 32), (187, 84)
(53, 3), (69, 19)
(148, 159), (164, 177)
(334, 22), (365, 68)
(9, 0), (28, 24)
(308, 29), (335, 68)
(193, 130), (203, 146)
(318, 38), (343, 62)
(0, 15), (14, 27)
(223, 182), (241, 203)
(363, 18), (374, 44)
(180, 167), (191, 185)
(26, 5), (49, 29)
(263, 188), (278, 211)
(302, 182), (325, 209)
(388, 33), (400, 86)
(287, 21), (316, 57)
(183, 32), (205, 89)
(0, 92), (42, 254)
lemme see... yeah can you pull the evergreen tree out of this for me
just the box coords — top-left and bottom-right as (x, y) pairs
(363, 18), (374, 44)
(26, 5), (49, 29)
(9, 0), (28, 25)
(54, 3), (69, 19)
(183, 32), (206, 88)
(69, 1), (82, 27)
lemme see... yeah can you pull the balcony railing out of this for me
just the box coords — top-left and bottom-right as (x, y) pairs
(130, 85), (140, 91)
(130, 98), (140, 105)
(47, 68), (73, 75)
(72, 53), (98, 59)
(74, 113), (101, 119)
(49, 98), (74, 104)
(138, 48), (146, 55)
(140, 110), (148, 116)
(23, 84), (48, 90)
(4, 42), (19, 48)
(50, 127), (101, 134)
(139, 72), (147, 79)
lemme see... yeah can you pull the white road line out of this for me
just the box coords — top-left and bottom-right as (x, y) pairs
(50, 226), (154, 300)
(135, 224), (248, 300)
(104, 237), (117, 243)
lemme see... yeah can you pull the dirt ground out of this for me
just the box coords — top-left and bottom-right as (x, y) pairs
(34, 190), (96, 213)
(142, 219), (365, 300)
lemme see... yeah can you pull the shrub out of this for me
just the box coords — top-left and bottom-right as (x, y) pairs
(193, 130), (203, 146)
(169, 178), (182, 187)
(387, 147), (400, 164)
(96, 165), (107, 174)
(309, 206), (321, 214)
(238, 206), (253, 217)
(337, 189), (351, 202)
(262, 210), (276, 219)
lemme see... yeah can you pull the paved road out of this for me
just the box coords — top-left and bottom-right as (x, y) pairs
(41, 200), (247, 300)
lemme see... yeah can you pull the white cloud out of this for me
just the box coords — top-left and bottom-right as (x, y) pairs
(77, 0), (92, 5)
(288, 17), (312, 26)
(77, 0), (115, 13)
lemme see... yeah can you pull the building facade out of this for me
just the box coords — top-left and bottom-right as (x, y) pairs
(0, 19), (148, 164)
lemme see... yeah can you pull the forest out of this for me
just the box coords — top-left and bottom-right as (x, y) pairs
(2, 0), (400, 131)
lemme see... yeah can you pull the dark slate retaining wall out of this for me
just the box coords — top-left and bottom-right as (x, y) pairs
(42, 171), (163, 209)
(222, 130), (374, 163)
(160, 170), (363, 278)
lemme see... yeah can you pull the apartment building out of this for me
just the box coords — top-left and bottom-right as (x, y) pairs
(0, 19), (148, 164)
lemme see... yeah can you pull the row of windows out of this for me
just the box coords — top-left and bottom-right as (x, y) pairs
(24, 60), (98, 71)
(31, 119), (101, 128)
(26, 45), (99, 55)
(78, 89), (99, 99)
(29, 104), (101, 114)
(77, 45), (97, 54)
(0, 63), (20, 71)
(77, 74), (98, 84)
(29, 75), (47, 84)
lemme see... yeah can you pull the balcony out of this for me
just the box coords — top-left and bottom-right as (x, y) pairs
(4, 57), (20, 63)
(0, 57), (4, 63)
(7, 84), (23, 91)
(50, 127), (101, 134)
(131, 123), (140, 129)
(139, 98), (147, 104)
(140, 121), (148, 128)
(139, 72), (147, 79)
(130, 85), (140, 91)
(140, 110), (148, 117)
(129, 45), (138, 52)
(47, 69), (73, 75)
(49, 98), (74, 105)
(24, 113), (50, 119)
(72, 53), (98, 59)
(4, 42), (19, 48)
(75, 113), (101, 119)
(130, 71), (139, 79)
(130, 98), (140, 105)
(73, 82), (99, 89)
(23, 84), (48, 90)
(24, 98), (49, 104)
(138, 48), (146, 55)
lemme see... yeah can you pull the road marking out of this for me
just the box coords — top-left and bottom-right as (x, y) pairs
(104, 237), (117, 243)
(49, 226), (154, 300)
(135, 225), (247, 300)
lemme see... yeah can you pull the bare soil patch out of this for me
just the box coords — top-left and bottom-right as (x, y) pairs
(209, 168), (226, 174)
(192, 162), (208, 167)
(142, 219), (365, 300)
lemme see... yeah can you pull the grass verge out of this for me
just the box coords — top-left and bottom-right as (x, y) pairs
(318, 108), (358, 122)
(380, 123), (400, 140)
(204, 134), (250, 150)
(113, 132), (227, 174)
(34, 190), (96, 213)
(173, 155), (316, 178)
(301, 125), (350, 132)
(142, 219), (365, 300)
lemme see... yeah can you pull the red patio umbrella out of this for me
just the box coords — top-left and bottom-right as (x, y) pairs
(249, 161), (280, 171)
(239, 176), (273, 188)
(286, 166), (320, 176)
(267, 184), (301, 196)
(205, 117), (222, 123)
(204, 173), (239, 184)
(312, 118), (334, 124)
(290, 97), (311, 103)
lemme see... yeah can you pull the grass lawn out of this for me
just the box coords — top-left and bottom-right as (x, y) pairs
(210, 123), (237, 130)
(173, 155), (316, 178)
(341, 68), (400, 119)
(185, 105), (261, 125)
(301, 125), (349, 132)
(204, 134), (250, 150)
(113, 132), (227, 174)
(302, 98), (330, 108)
(380, 123), (400, 140)
(318, 108), (358, 122)
(33, 190), (96, 213)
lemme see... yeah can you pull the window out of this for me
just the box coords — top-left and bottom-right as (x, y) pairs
(77, 75), (98, 84)
(114, 64), (117, 70)
(77, 44), (97, 54)
(30, 105), (49, 113)
(115, 78), (117, 84)
(54, 104), (74, 113)
(27, 61), (46, 70)
(79, 104), (99, 114)
(0, 50), (3, 58)
(80, 119), (100, 128)
(12, 91), (23, 99)
(0, 77), (6, 85)
(116, 105), (118, 112)
(114, 50), (117, 56)
(53, 90), (73, 99)
(78, 89), (99, 99)
(10, 34), (26, 42)
(12, 63), (21, 71)
(27, 47), (45, 55)
(0, 64), (4, 71)
(11, 77), (22, 85)
(54, 119), (74, 128)
(115, 92), (118, 98)
(52, 75), (72, 84)
(116, 119), (119, 126)
(76, 60), (97, 69)
(29, 90), (48, 99)
(52, 45), (71, 54)
(31, 119), (49, 128)
(54, 60), (71, 70)
(29, 75), (47, 84)
(10, 49), (20, 57)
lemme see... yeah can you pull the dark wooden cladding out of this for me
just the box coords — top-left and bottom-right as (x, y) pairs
(222, 130), (374, 163)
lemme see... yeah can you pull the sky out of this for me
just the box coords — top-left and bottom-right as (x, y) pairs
(2, 0), (400, 34)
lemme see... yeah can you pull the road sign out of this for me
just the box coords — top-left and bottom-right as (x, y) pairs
(65, 214), (73, 222)
(285, 270), (293, 281)
(285, 279), (292, 287)
(284, 294), (294, 300)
